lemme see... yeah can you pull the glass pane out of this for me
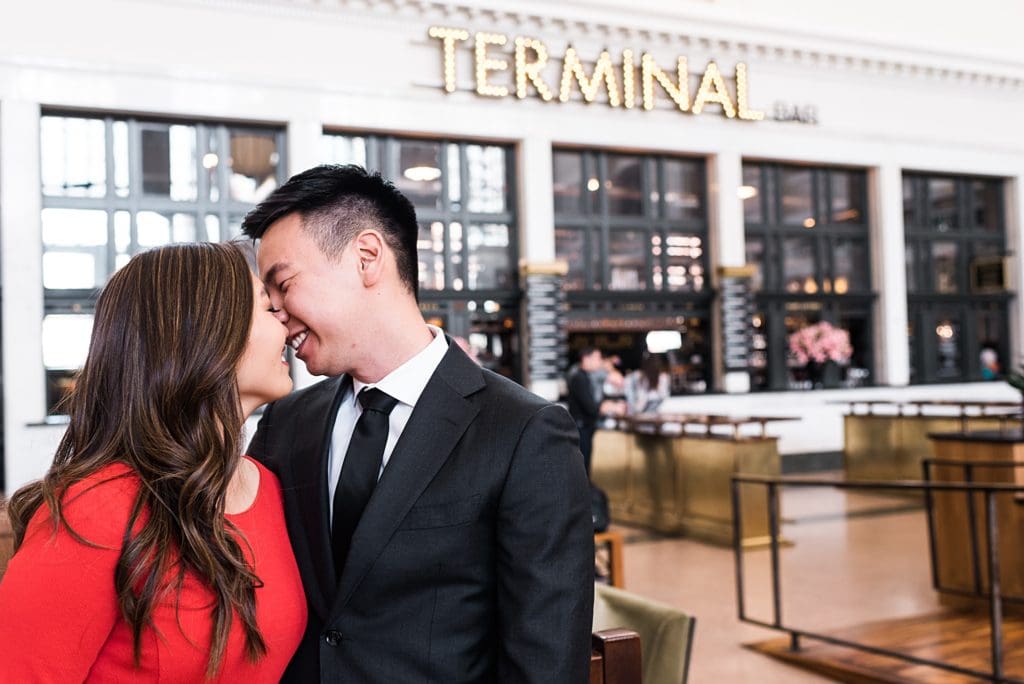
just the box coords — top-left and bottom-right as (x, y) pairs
(905, 242), (917, 294)
(205, 214), (221, 243)
(972, 179), (1002, 232)
(931, 241), (958, 293)
(205, 128), (222, 202)
(663, 158), (703, 221)
(972, 240), (1001, 261)
(741, 165), (763, 224)
(40, 116), (106, 198)
(114, 211), (131, 257)
(555, 227), (585, 291)
(467, 223), (512, 289)
(113, 121), (129, 198)
(172, 214), (197, 243)
(902, 176), (916, 227)
(228, 130), (278, 203)
(928, 178), (957, 232)
(782, 236), (816, 293)
(745, 236), (764, 291)
(750, 309), (768, 390)
(323, 134), (367, 166)
(833, 238), (868, 293)
(837, 307), (871, 387)
(395, 140), (443, 210)
(447, 144), (461, 207)
(417, 221), (445, 291)
(42, 208), (107, 246)
(137, 211), (171, 247)
(466, 145), (506, 213)
(664, 233), (703, 292)
(977, 308), (1004, 380)
(651, 234), (663, 289)
(553, 151), (583, 214)
(607, 155), (643, 216)
(608, 229), (647, 290)
(450, 221), (464, 290)
(43, 252), (99, 289)
(783, 302), (823, 389)
(830, 170), (865, 224)
(42, 314), (94, 369)
(141, 125), (198, 200)
(781, 167), (813, 225)
(934, 316), (962, 379)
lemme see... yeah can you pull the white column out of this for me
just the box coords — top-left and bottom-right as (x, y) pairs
(870, 165), (910, 386)
(1006, 174), (1024, 368)
(285, 118), (325, 391)
(517, 136), (561, 399)
(707, 150), (749, 394)
(518, 135), (555, 263)
(2, 100), (50, 493)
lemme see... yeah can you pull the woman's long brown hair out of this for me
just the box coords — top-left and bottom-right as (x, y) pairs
(6, 242), (266, 677)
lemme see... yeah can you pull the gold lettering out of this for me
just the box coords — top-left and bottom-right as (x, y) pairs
(622, 49), (636, 109)
(428, 26), (470, 93)
(692, 61), (736, 117)
(514, 37), (553, 101)
(559, 47), (621, 106)
(641, 54), (689, 112)
(474, 32), (509, 98)
(735, 62), (764, 121)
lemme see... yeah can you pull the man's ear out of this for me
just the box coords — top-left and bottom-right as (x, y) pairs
(353, 229), (386, 286)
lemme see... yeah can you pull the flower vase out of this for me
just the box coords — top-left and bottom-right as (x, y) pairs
(807, 360), (841, 389)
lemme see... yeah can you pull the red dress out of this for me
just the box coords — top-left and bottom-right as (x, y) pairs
(0, 457), (307, 682)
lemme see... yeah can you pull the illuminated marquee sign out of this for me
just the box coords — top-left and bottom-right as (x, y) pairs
(428, 26), (764, 121)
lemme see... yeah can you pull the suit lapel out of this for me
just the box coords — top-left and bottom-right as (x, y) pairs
(290, 374), (349, 622)
(332, 343), (484, 612)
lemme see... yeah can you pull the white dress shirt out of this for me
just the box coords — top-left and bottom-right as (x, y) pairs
(328, 326), (449, 523)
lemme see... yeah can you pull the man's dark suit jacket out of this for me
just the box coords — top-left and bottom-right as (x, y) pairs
(248, 340), (594, 683)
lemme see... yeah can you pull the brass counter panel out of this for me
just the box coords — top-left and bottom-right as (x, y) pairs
(929, 438), (1024, 606)
(844, 415), (1008, 482)
(591, 429), (781, 546)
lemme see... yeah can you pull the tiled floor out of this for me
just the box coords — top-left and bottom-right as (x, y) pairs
(617, 481), (946, 682)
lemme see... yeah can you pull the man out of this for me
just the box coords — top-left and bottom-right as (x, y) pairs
(242, 165), (593, 683)
(566, 347), (605, 475)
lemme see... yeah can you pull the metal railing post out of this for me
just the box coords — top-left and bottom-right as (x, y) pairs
(984, 492), (1004, 682)
(767, 482), (782, 629)
(731, 477), (745, 621)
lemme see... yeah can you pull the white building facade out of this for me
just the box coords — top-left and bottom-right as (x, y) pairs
(3, 0), (1023, 492)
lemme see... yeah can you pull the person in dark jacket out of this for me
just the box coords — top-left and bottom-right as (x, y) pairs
(567, 347), (622, 475)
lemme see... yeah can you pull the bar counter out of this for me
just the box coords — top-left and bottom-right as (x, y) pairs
(841, 400), (1019, 482)
(590, 413), (795, 547)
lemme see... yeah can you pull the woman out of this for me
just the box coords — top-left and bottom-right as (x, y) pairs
(0, 242), (306, 681)
(625, 354), (671, 414)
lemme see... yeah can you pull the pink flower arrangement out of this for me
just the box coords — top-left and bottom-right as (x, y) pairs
(788, 321), (853, 365)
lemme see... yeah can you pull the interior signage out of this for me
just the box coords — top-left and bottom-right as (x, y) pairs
(428, 26), (764, 121)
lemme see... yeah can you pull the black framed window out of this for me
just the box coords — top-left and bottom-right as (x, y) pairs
(323, 131), (521, 380)
(553, 148), (711, 392)
(904, 173), (1009, 383)
(743, 162), (874, 390)
(40, 112), (286, 413)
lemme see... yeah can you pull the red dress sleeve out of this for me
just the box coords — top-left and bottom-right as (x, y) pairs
(0, 466), (138, 682)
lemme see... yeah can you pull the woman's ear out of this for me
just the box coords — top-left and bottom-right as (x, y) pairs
(354, 229), (386, 286)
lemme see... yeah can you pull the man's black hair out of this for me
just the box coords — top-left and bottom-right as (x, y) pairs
(241, 164), (420, 298)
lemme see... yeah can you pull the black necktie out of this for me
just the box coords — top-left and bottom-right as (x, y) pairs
(332, 387), (399, 580)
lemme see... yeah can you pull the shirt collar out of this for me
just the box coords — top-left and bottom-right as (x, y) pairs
(351, 325), (449, 408)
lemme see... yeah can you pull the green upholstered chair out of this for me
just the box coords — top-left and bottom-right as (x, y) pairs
(593, 583), (696, 684)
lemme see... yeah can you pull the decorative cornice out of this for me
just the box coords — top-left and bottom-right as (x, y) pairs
(167, 0), (1024, 89)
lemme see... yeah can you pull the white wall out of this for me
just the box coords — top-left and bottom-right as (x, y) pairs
(2, 0), (1023, 492)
